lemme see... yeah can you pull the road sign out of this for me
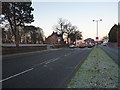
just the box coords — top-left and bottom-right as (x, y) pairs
(96, 37), (99, 39)
(57, 37), (61, 42)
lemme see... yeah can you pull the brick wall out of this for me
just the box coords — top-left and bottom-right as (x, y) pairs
(107, 43), (118, 47)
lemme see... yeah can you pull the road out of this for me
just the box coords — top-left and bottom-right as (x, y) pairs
(100, 45), (120, 65)
(2, 47), (92, 88)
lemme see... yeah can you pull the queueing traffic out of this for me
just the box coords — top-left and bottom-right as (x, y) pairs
(69, 40), (97, 48)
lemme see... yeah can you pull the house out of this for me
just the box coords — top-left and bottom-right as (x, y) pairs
(44, 32), (65, 44)
(103, 38), (109, 44)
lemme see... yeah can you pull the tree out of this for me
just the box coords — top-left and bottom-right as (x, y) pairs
(36, 27), (45, 44)
(0, 15), (7, 25)
(54, 18), (82, 44)
(64, 22), (75, 38)
(23, 25), (37, 44)
(64, 23), (80, 44)
(2, 2), (34, 47)
(108, 24), (118, 42)
(75, 30), (82, 40)
(102, 36), (108, 41)
(0, 15), (14, 43)
(54, 18), (67, 38)
(69, 30), (82, 43)
(22, 26), (45, 44)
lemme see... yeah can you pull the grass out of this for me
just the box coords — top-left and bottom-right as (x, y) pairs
(67, 46), (119, 88)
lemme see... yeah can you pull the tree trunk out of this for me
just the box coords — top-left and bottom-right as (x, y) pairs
(13, 2), (19, 47)
(67, 34), (70, 45)
(15, 27), (19, 47)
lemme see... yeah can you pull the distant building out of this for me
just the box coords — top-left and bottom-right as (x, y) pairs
(103, 38), (109, 44)
(44, 32), (65, 44)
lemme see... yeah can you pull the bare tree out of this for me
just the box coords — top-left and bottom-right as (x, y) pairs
(54, 18), (82, 44)
(69, 29), (82, 44)
(75, 30), (82, 40)
(64, 22), (78, 37)
(54, 18), (67, 38)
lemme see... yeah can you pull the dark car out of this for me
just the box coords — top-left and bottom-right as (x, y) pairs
(87, 44), (94, 48)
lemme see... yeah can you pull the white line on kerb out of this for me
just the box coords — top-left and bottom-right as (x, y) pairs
(0, 68), (34, 83)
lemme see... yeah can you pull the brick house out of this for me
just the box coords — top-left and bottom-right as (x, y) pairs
(44, 32), (65, 44)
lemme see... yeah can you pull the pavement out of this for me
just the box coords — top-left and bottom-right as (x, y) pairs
(2, 47), (92, 88)
(100, 45), (120, 65)
(67, 46), (119, 88)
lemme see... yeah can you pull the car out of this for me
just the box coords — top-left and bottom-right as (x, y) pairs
(69, 45), (76, 48)
(87, 44), (93, 48)
(79, 44), (86, 48)
(102, 43), (107, 46)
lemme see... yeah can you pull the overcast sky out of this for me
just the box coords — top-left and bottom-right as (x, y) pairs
(31, 1), (118, 40)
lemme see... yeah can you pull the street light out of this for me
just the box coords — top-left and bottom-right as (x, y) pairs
(93, 19), (102, 45)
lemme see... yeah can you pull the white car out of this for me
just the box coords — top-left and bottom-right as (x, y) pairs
(69, 45), (75, 48)
(102, 43), (107, 46)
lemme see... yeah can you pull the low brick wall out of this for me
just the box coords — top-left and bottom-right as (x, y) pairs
(2, 44), (68, 55)
(53, 44), (68, 48)
(107, 42), (118, 47)
(2, 46), (47, 55)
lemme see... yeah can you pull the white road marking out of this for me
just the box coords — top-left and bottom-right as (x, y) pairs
(33, 57), (61, 67)
(1, 56), (61, 83)
(64, 53), (71, 56)
(33, 61), (47, 67)
(0, 68), (34, 83)
(1, 47), (91, 83)
(45, 57), (60, 64)
(1, 51), (74, 83)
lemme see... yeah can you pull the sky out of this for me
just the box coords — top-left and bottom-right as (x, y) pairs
(31, 1), (118, 40)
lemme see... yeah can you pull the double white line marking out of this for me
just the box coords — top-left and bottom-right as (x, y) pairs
(0, 68), (34, 83)
(1, 53), (71, 83)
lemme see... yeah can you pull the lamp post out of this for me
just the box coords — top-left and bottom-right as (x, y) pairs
(93, 19), (102, 45)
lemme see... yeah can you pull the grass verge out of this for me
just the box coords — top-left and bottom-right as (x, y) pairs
(67, 46), (119, 88)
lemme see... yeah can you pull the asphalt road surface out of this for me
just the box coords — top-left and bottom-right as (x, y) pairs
(100, 45), (119, 65)
(2, 47), (92, 88)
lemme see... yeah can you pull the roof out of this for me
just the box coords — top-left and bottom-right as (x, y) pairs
(47, 31), (63, 39)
